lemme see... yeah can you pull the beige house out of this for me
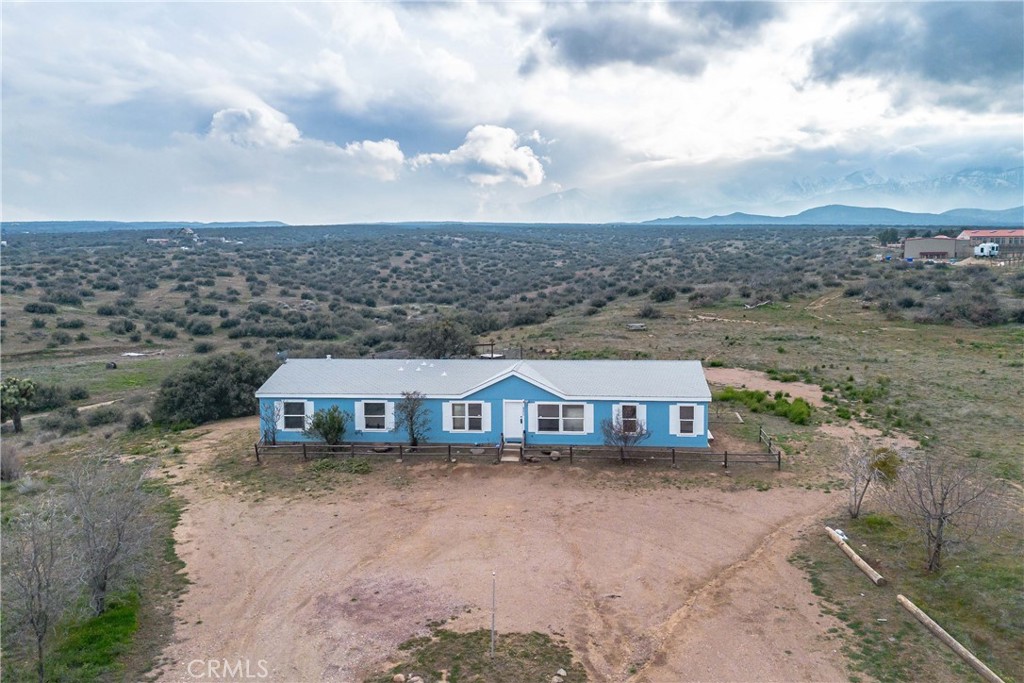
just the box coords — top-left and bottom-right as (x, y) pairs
(903, 236), (972, 260)
(956, 229), (1024, 251)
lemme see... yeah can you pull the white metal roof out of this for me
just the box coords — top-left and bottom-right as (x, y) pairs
(256, 358), (711, 402)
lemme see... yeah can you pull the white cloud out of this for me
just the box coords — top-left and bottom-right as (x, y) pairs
(340, 138), (405, 181)
(413, 125), (545, 187)
(208, 106), (300, 148)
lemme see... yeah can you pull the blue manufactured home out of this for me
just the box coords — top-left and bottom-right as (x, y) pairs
(255, 358), (712, 449)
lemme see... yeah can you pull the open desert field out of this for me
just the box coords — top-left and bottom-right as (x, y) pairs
(153, 417), (845, 683)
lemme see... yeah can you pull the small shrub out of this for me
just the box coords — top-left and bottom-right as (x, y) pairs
(85, 405), (124, 427)
(649, 285), (676, 302)
(68, 386), (90, 401)
(31, 317), (47, 329)
(1, 447), (23, 481)
(16, 476), (46, 495)
(38, 406), (85, 435)
(310, 458), (341, 473)
(126, 412), (149, 431)
(340, 457), (372, 475)
(637, 304), (662, 319)
(193, 341), (216, 354)
(24, 302), (57, 314)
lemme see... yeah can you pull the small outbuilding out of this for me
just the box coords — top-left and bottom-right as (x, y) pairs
(903, 236), (971, 260)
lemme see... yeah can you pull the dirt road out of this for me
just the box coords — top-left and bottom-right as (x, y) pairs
(155, 417), (848, 683)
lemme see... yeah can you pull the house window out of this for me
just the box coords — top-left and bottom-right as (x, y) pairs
(537, 403), (585, 433)
(678, 405), (695, 435)
(452, 402), (483, 431)
(283, 401), (306, 430)
(363, 402), (386, 430)
(621, 404), (639, 433)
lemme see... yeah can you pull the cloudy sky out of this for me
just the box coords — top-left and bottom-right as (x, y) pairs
(2, 1), (1022, 224)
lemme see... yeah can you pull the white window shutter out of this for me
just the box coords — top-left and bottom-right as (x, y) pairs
(669, 404), (681, 436)
(612, 404), (622, 422)
(527, 403), (538, 433)
(355, 401), (365, 431)
(481, 403), (492, 431)
(583, 403), (594, 434)
(304, 401), (314, 430)
(385, 402), (396, 430)
(636, 404), (647, 429)
(442, 402), (454, 432)
(691, 404), (705, 435)
(275, 401), (285, 431)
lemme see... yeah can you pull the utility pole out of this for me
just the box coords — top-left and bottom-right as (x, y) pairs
(490, 570), (496, 657)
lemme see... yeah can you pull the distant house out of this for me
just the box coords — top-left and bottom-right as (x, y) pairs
(903, 236), (971, 260)
(956, 229), (1024, 251)
(255, 358), (712, 449)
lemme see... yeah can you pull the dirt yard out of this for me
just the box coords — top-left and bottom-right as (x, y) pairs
(154, 417), (852, 683)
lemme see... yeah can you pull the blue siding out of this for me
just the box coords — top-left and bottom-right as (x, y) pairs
(260, 374), (709, 448)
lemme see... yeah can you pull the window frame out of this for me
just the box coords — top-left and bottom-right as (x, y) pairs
(536, 402), (587, 434)
(451, 401), (485, 432)
(362, 401), (388, 431)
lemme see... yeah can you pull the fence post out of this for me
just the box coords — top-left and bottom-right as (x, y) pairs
(724, 450), (728, 469)
(778, 449), (782, 471)
(620, 446), (625, 463)
(399, 444), (403, 458)
(254, 443), (261, 464)
(448, 444), (452, 462)
(302, 442), (307, 461)
(569, 445), (573, 465)
(672, 448), (676, 465)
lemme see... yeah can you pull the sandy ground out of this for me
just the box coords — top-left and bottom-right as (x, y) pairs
(155, 417), (850, 683)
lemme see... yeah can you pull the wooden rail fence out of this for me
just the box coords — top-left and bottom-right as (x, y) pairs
(255, 424), (782, 470)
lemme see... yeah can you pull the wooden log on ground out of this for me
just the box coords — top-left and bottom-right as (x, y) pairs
(897, 594), (1006, 683)
(825, 526), (887, 586)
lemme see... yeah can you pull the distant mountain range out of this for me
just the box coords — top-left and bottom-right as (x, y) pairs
(1, 220), (288, 234)
(644, 205), (1024, 227)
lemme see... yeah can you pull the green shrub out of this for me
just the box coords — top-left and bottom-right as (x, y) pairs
(125, 411), (149, 431)
(649, 285), (676, 302)
(24, 301), (57, 314)
(151, 353), (277, 426)
(340, 457), (372, 474)
(85, 405), (124, 427)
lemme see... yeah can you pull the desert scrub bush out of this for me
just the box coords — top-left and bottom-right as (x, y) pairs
(125, 411), (149, 432)
(193, 341), (216, 354)
(712, 387), (813, 425)
(38, 407), (85, 435)
(152, 352), (277, 426)
(339, 457), (372, 474)
(23, 302), (57, 314)
(649, 285), (676, 302)
(1, 447), (24, 481)
(85, 405), (124, 427)
(637, 304), (662, 319)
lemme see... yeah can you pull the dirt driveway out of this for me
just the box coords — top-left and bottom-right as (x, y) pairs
(154, 417), (849, 683)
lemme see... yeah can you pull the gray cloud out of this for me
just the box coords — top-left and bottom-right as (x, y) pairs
(811, 2), (1023, 112)
(521, 2), (778, 75)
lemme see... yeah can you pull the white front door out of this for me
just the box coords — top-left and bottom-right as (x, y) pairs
(503, 400), (524, 442)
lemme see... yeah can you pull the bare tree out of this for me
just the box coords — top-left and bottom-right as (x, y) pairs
(601, 414), (651, 461)
(2, 494), (77, 683)
(259, 401), (282, 444)
(840, 438), (901, 518)
(395, 391), (430, 447)
(882, 454), (1003, 572)
(63, 455), (155, 615)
